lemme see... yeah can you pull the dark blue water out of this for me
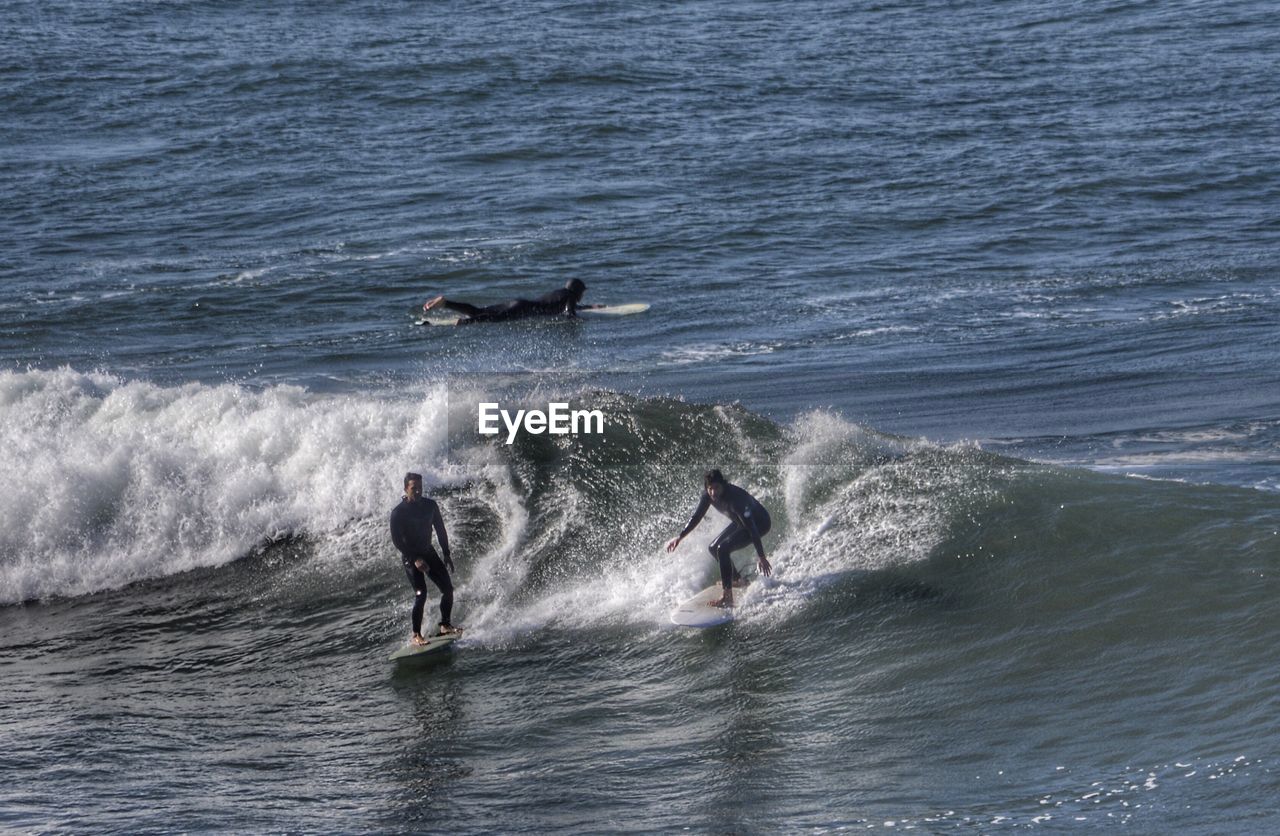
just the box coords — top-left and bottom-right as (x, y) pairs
(3, 0), (1279, 831)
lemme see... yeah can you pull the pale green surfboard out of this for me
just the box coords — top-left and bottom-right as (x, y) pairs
(389, 632), (461, 661)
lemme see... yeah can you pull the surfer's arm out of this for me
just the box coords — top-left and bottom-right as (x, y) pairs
(748, 519), (766, 559)
(724, 487), (767, 558)
(732, 509), (767, 559)
(668, 494), (711, 552)
(389, 510), (410, 556)
(737, 505), (773, 577)
(680, 494), (711, 538)
(732, 509), (772, 577)
(431, 504), (451, 558)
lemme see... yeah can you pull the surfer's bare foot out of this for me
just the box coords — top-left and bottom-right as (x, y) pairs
(411, 634), (429, 646)
(423, 295), (445, 311)
(437, 624), (462, 636)
(709, 596), (734, 609)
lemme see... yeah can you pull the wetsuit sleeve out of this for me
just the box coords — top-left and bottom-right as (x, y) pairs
(432, 503), (450, 556)
(565, 294), (578, 317)
(679, 493), (711, 538)
(389, 507), (411, 556)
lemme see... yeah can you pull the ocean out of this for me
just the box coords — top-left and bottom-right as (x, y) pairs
(3, 0), (1279, 830)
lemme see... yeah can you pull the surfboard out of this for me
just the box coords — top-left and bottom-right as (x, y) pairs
(388, 632), (461, 661)
(581, 302), (650, 316)
(413, 302), (649, 327)
(670, 584), (735, 628)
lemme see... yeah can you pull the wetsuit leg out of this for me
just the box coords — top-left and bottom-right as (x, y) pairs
(420, 551), (455, 627)
(444, 299), (537, 324)
(708, 523), (750, 590)
(501, 300), (535, 320)
(708, 512), (772, 589)
(403, 561), (429, 636)
(441, 300), (484, 317)
(487, 300), (531, 321)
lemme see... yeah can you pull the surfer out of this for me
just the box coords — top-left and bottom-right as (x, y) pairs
(390, 472), (461, 644)
(422, 278), (595, 324)
(666, 469), (773, 608)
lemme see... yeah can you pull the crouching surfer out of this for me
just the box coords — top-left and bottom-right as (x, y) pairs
(390, 472), (461, 644)
(666, 469), (773, 608)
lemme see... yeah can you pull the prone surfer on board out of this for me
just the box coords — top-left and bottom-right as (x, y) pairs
(390, 472), (461, 645)
(666, 469), (773, 608)
(423, 278), (598, 324)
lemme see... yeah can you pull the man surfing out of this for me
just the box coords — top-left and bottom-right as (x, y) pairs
(390, 472), (461, 645)
(666, 469), (773, 608)
(423, 278), (596, 324)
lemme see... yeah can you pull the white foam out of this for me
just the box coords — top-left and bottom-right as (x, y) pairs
(657, 341), (780, 366)
(0, 368), (461, 603)
(743, 411), (987, 625)
(4, 375), (996, 640)
(458, 409), (983, 642)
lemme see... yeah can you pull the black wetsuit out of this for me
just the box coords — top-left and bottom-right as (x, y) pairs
(679, 483), (771, 590)
(389, 496), (453, 634)
(442, 287), (579, 324)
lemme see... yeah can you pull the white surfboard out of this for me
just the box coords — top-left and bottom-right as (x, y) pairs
(670, 584), (735, 628)
(414, 302), (649, 326)
(581, 302), (650, 316)
(389, 632), (461, 661)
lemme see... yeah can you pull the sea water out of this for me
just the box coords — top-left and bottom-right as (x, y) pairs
(2, 0), (1278, 830)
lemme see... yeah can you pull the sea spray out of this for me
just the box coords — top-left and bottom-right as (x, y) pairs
(0, 369), (458, 602)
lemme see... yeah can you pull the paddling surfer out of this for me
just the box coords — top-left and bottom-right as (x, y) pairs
(390, 472), (461, 644)
(423, 278), (596, 324)
(666, 469), (773, 608)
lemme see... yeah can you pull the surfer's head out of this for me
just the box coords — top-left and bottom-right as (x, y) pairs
(565, 278), (586, 300)
(704, 468), (727, 500)
(404, 472), (423, 499)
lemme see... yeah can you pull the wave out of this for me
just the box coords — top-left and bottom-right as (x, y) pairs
(3, 368), (1275, 671)
(0, 368), (977, 607)
(0, 368), (459, 603)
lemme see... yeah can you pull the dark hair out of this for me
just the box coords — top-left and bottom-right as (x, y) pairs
(404, 472), (423, 487)
(565, 278), (586, 297)
(704, 468), (726, 487)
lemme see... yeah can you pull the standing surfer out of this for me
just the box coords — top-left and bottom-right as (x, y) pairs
(423, 278), (595, 324)
(666, 469), (773, 608)
(390, 472), (461, 644)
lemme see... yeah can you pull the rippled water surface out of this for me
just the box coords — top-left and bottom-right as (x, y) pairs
(3, 0), (1279, 830)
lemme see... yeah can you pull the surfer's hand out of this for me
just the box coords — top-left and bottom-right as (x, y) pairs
(758, 556), (772, 577)
(415, 559), (425, 571)
(666, 536), (682, 553)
